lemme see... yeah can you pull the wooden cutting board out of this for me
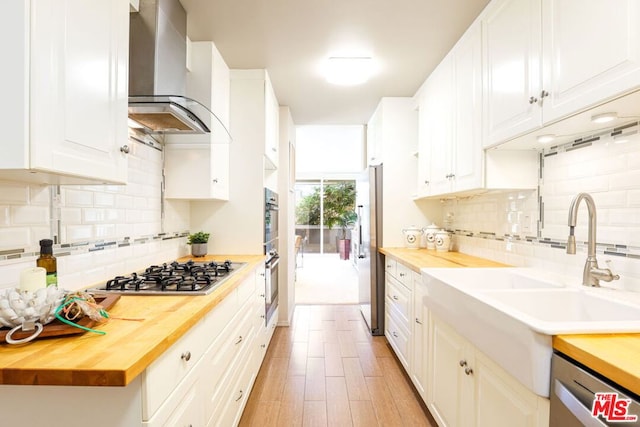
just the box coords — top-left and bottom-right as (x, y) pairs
(0, 294), (120, 343)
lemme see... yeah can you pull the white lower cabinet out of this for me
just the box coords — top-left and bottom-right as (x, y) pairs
(410, 271), (428, 401)
(144, 268), (266, 427)
(426, 314), (549, 427)
(0, 264), (276, 427)
(384, 260), (414, 371)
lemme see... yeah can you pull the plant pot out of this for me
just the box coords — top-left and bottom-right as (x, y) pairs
(338, 239), (351, 260)
(191, 243), (208, 257)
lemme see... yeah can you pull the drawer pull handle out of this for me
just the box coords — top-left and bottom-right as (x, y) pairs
(415, 318), (422, 325)
(259, 293), (265, 298)
(181, 351), (191, 362)
(235, 390), (243, 401)
(392, 295), (399, 300)
(261, 344), (266, 348)
(235, 335), (243, 345)
(399, 272), (405, 277)
(459, 359), (467, 367)
(465, 367), (474, 376)
(392, 331), (399, 338)
(261, 314), (266, 319)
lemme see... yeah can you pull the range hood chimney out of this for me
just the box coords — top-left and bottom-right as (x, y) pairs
(129, 0), (226, 137)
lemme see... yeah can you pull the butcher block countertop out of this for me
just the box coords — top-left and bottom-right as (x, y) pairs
(382, 247), (640, 397)
(553, 334), (640, 396)
(379, 247), (508, 271)
(0, 254), (265, 387)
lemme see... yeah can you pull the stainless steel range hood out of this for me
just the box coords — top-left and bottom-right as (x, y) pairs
(129, 0), (229, 139)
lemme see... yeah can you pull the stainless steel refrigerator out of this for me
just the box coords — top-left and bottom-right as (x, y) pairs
(356, 164), (385, 335)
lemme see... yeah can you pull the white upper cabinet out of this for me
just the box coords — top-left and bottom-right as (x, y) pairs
(483, 0), (640, 147)
(482, 0), (542, 147)
(164, 41), (231, 200)
(264, 78), (280, 169)
(541, 0), (640, 122)
(1, 0), (129, 185)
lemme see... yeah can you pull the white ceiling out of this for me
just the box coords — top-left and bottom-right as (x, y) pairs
(181, 0), (491, 126)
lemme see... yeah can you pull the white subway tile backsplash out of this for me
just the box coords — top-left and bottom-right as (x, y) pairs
(63, 189), (94, 206)
(60, 207), (82, 224)
(0, 227), (31, 250)
(0, 181), (30, 204)
(448, 131), (640, 293)
(11, 205), (49, 225)
(0, 207), (10, 226)
(94, 192), (116, 207)
(65, 225), (94, 242)
(29, 186), (51, 205)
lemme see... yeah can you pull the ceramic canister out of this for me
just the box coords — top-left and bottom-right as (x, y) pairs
(402, 226), (423, 249)
(423, 223), (440, 250)
(435, 230), (452, 252)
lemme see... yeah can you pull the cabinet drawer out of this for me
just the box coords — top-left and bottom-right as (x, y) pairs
(237, 271), (256, 306)
(385, 310), (410, 370)
(396, 262), (413, 288)
(202, 301), (256, 424)
(142, 318), (208, 420)
(143, 362), (203, 427)
(210, 338), (257, 427)
(385, 258), (397, 278)
(386, 274), (411, 327)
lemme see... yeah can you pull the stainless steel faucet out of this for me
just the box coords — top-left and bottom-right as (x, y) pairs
(566, 192), (620, 287)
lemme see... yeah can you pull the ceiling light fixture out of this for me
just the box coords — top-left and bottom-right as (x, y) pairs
(591, 112), (618, 124)
(536, 134), (556, 144)
(325, 57), (373, 86)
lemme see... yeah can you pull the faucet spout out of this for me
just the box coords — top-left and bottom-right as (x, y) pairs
(566, 192), (619, 287)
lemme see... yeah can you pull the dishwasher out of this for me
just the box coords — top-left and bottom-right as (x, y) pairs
(550, 352), (640, 426)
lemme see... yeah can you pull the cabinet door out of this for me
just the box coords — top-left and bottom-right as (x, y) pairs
(473, 351), (544, 427)
(416, 90), (432, 197)
(541, 0), (640, 122)
(411, 273), (428, 401)
(30, 0), (128, 183)
(367, 105), (383, 165)
(264, 78), (279, 168)
(427, 55), (454, 196)
(164, 144), (229, 200)
(483, 0), (542, 147)
(427, 316), (469, 427)
(452, 23), (484, 193)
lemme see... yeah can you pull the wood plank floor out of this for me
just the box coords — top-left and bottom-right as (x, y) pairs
(239, 305), (436, 427)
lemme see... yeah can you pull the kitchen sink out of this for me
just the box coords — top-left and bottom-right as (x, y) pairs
(421, 267), (640, 398)
(478, 288), (640, 333)
(420, 267), (564, 291)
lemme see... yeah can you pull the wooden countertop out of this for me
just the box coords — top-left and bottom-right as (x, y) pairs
(383, 247), (640, 397)
(379, 247), (509, 271)
(553, 334), (640, 396)
(0, 254), (265, 387)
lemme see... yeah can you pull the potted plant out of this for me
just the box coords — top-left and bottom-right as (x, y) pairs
(187, 231), (210, 257)
(336, 210), (358, 260)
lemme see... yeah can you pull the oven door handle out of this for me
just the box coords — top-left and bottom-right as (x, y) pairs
(266, 256), (280, 270)
(554, 379), (607, 427)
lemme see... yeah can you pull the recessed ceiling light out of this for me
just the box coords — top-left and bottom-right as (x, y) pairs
(325, 57), (373, 86)
(591, 112), (618, 124)
(536, 134), (555, 144)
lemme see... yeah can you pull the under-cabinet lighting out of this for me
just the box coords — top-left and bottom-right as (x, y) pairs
(613, 129), (638, 144)
(536, 134), (556, 144)
(591, 112), (618, 124)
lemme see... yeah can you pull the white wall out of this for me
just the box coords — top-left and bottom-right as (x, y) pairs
(278, 106), (296, 326)
(296, 125), (365, 175)
(444, 130), (640, 292)
(0, 142), (188, 290)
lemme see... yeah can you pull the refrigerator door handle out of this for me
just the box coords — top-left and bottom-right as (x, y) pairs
(357, 204), (365, 259)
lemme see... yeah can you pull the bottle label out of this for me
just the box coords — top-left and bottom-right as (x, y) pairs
(46, 272), (58, 286)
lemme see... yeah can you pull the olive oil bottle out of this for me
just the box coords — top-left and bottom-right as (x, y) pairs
(36, 239), (57, 287)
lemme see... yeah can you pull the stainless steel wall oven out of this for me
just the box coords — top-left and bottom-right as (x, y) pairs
(264, 188), (279, 325)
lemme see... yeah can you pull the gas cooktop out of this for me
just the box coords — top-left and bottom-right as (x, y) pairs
(89, 260), (246, 295)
